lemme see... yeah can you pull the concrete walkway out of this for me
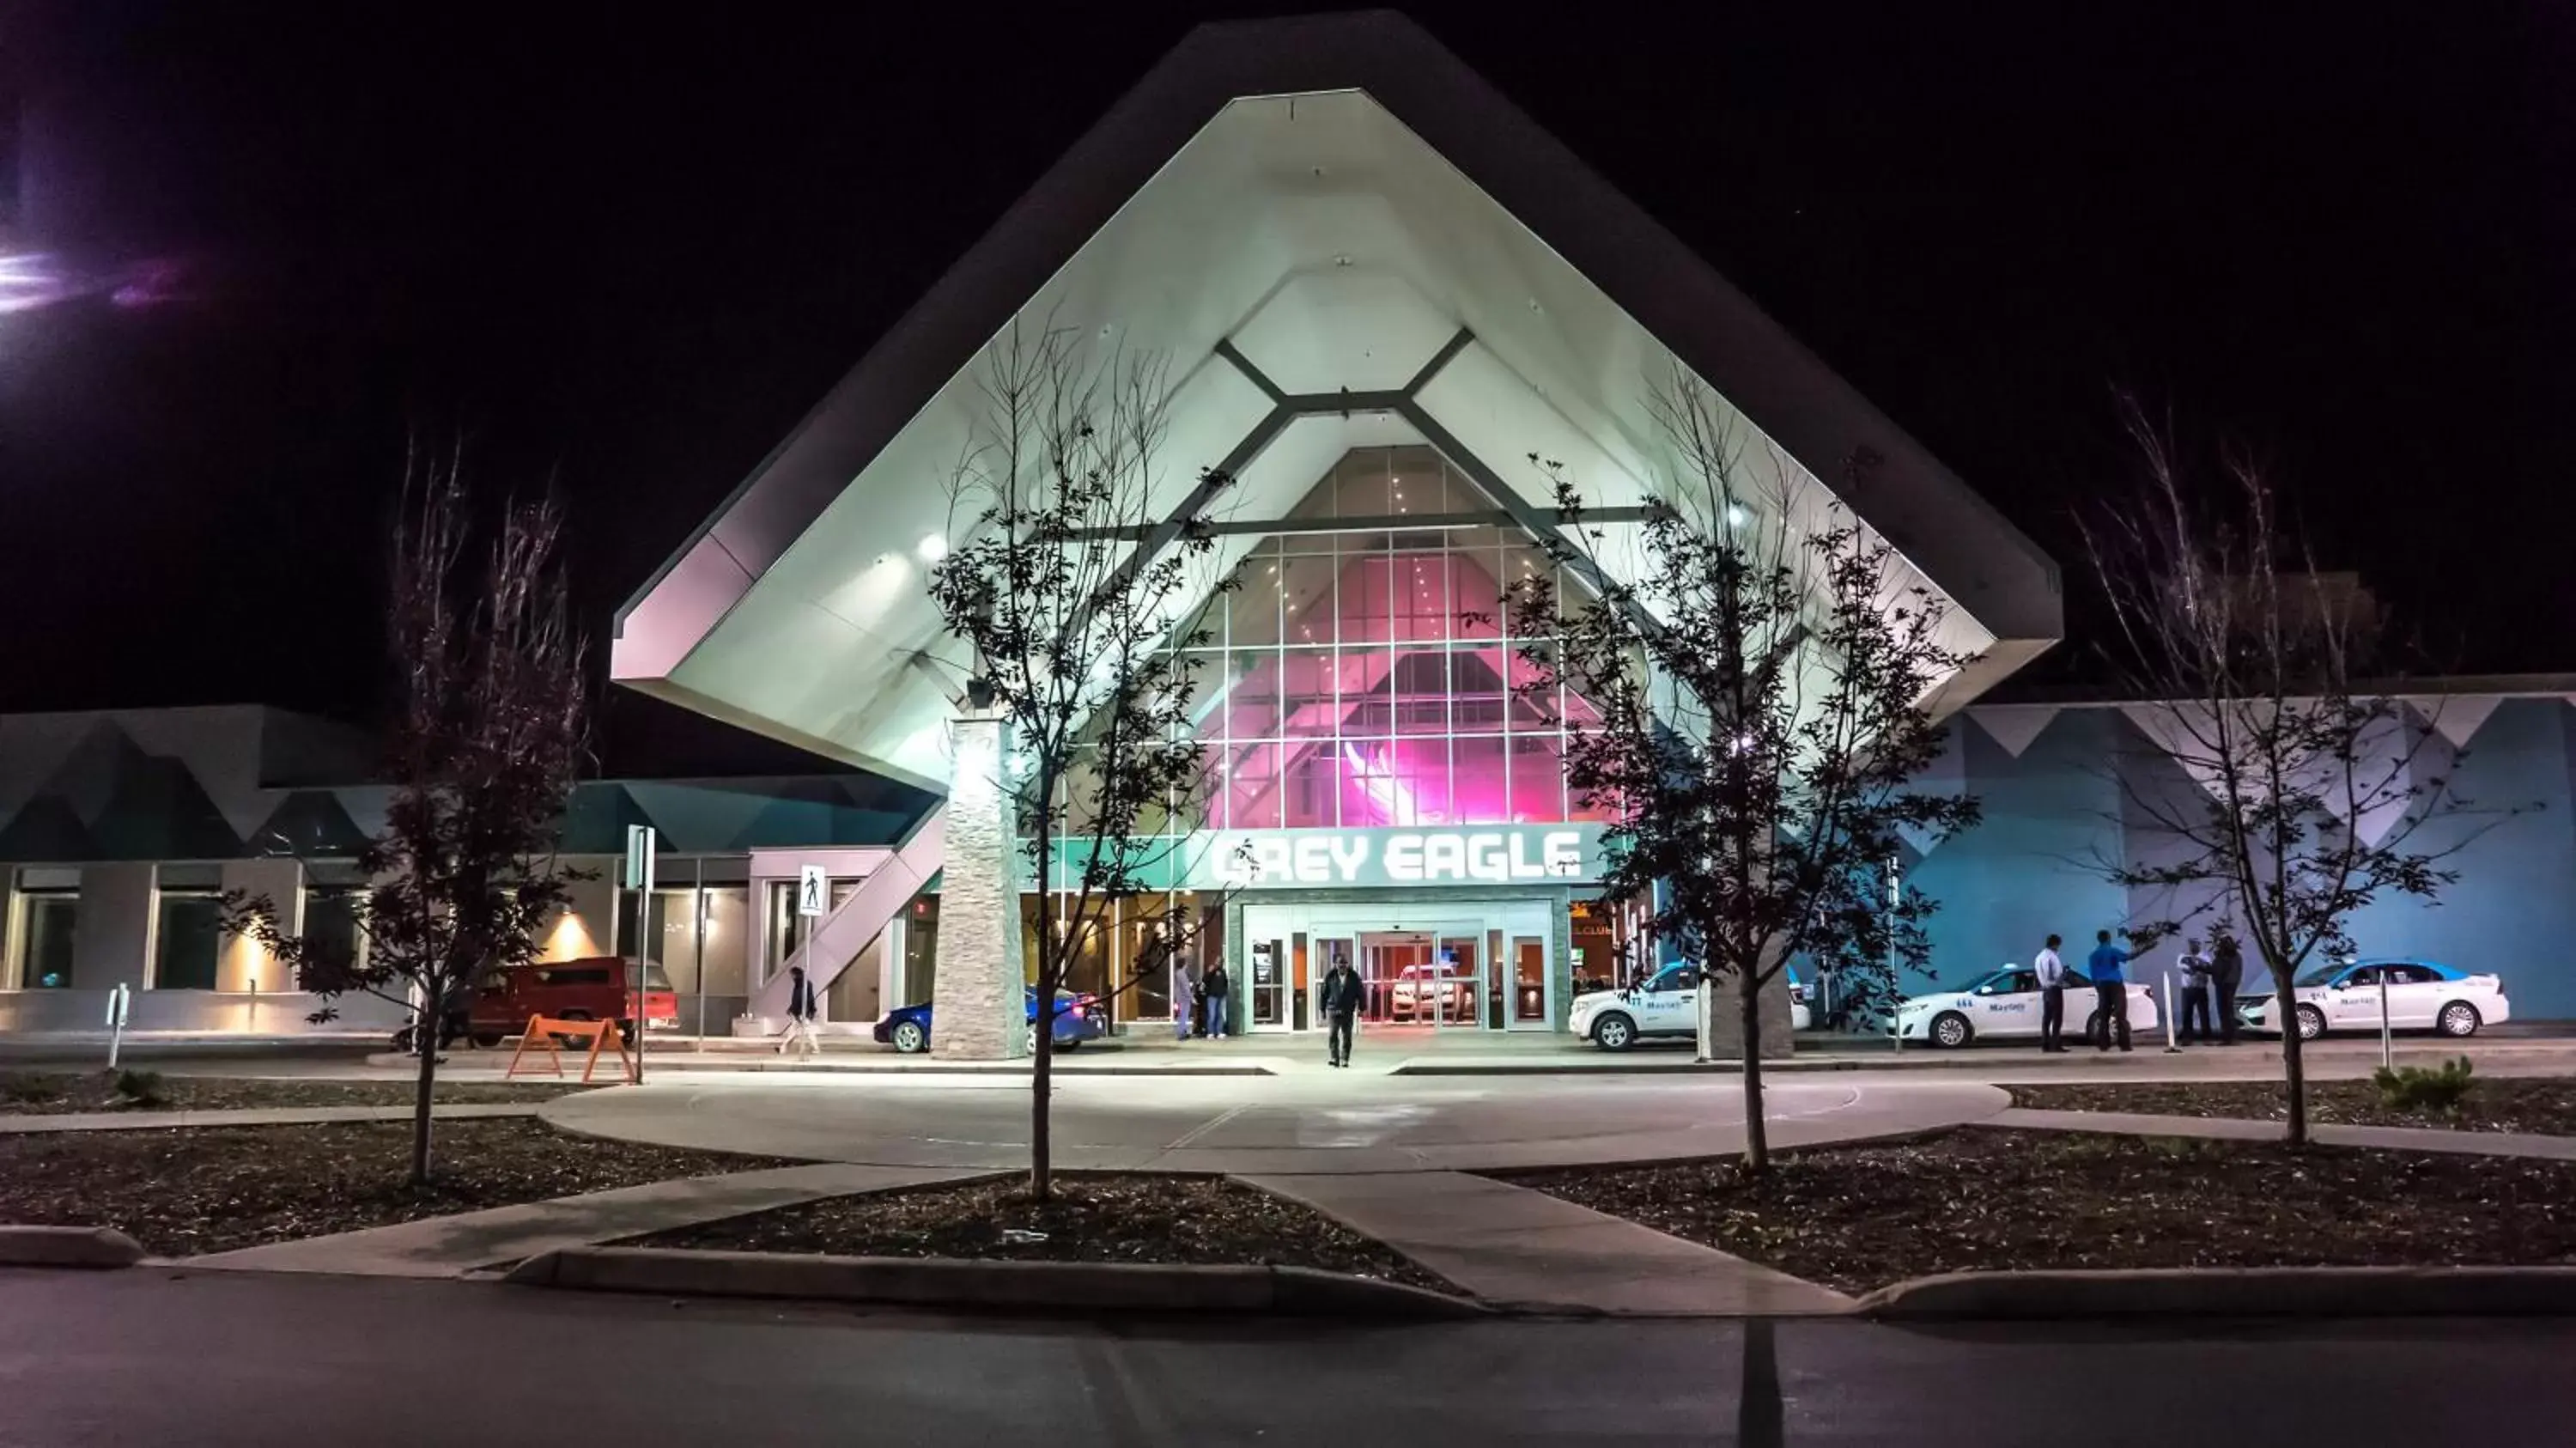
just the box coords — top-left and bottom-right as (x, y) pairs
(1991, 1106), (2576, 1160)
(1245, 1170), (1854, 1316)
(0, 1103), (544, 1135)
(183, 1163), (994, 1277)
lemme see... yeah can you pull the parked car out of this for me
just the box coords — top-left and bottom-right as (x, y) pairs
(1895, 965), (2158, 1049)
(1569, 963), (1812, 1051)
(873, 987), (1106, 1055)
(393, 958), (678, 1051)
(1388, 962), (1474, 1022)
(2236, 958), (2508, 1041)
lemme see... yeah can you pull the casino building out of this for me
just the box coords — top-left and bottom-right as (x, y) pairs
(608, 12), (2061, 1043)
(4, 17), (2572, 1044)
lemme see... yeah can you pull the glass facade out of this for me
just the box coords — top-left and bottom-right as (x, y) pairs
(1176, 446), (1607, 831)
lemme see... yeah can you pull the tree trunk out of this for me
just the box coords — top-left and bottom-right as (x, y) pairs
(410, 990), (440, 1187)
(1030, 994), (1054, 1200)
(2276, 965), (2309, 1147)
(1740, 970), (1769, 1173)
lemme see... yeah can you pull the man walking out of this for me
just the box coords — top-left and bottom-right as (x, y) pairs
(2034, 934), (2069, 1053)
(1170, 952), (1197, 1041)
(2086, 929), (2134, 1052)
(2176, 935), (2215, 1043)
(1320, 951), (1363, 1068)
(2210, 927), (2245, 1044)
(779, 964), (820, 1061)
(1201, 958), (1231, 1039)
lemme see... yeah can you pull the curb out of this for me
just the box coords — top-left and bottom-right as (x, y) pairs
(0, 1226), (147, 1269)
(363, 1052), (1274, 1077)
(1858, 1266), (2576, 1319)
(505, 1246), (1485, 1318)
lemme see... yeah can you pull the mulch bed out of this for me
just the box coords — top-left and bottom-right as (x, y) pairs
(2008, 1078), (2576, 1135)
(1506, 1128), (2576, 1295)
(0, 1119), (791, 1257)
(0, 1070), (587, 1116)
(634, 1173), (1453, 1293)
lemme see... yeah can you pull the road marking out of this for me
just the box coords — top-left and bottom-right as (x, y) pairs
(1163, 1103), (1252, 1150)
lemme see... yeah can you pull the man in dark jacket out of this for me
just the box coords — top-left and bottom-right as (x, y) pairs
(779, 964), (820, 1060)
(1201, 959), (1231, 1039)
(2210, 927), (2245, 1044)
(1320, 952), (1364, 1067)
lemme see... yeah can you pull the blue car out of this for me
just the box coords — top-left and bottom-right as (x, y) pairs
(872, 987), (1106, 1055)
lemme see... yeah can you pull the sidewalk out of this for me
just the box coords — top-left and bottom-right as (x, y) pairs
(1991, 1105), (2576, 1160)
(1244, 1169), (1854, 1316)
(0, 1102), (543, 1135)
(183, 1163), (993, 1276)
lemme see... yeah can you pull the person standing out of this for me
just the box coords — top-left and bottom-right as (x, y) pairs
(780, 964), (820, 1060)
(1201, 958), (1231, 1039)
(1170, 952), (1197, 1041)
(2085, 930), (2134, 1052)
(2033, 934), (2069, 1053)
(1320, 952), (1363, 1067)
(2176, 936), (2215, 1043)
(2210, 927), (2245, 1044)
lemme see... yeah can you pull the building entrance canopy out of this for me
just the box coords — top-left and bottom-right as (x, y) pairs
(611, 14), (2059, 787)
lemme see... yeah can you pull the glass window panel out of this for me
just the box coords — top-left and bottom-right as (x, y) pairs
(154, 893), (222, 990)
(1389, 550), (1446, 642)
(1452, 543), (1504, 638)
(1223, 743), (1282, 829)
(1510, 735), (1568, 823)
(1336, 739), (1399, 828)
(1279, 551), (1336, 645)
(1563, 733), (1619, 823)
(1335, 447), (1392, 516)
(1220, 654), (1279, 739)
(1386, 738), (1452, 824)
(1388, 650), (1451, 735)
(21, 895), (76, 989)
(1231, 556), (1285, 647)
(1343, 554), (1394, 643)
(1280, 742), (1338, 829)
(1449, 647), (1511, 734)
(1334, 650), (1388, 736)
(1452, 733), (1511, 824)
(1277, 648), (1340, 738)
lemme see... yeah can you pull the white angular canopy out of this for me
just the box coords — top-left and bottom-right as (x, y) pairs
(613, 12), (2061, 789)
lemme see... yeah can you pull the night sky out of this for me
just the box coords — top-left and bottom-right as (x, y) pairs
(3, 2), (2570, 771)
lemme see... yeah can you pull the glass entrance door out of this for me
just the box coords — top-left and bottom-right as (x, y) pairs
(1360, 928), (1484, 1027)
(1249, 939), (1289, 1027)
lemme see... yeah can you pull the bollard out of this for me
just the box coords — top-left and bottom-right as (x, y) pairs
(2161, 971), (2181, 1054)
(2379, 971), (2395, 1070)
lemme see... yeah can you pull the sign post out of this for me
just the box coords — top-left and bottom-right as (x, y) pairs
(2379, 970), (2395, 1071)
(797, 864), (829, 919)
(624, 825), (656, 1085)
(104, 983), (132, 1071)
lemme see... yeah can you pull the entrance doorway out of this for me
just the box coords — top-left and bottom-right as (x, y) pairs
(1241, 900), (1558, 1032)
(1352, 928), (1483, 1026)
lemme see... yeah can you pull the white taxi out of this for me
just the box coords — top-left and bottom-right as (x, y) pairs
(2237, 958), (2509, 1041)
(1571, 963), (1812, 1050)
(1896, 964), (2158, 1048)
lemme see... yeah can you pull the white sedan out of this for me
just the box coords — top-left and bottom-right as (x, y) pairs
(1897, 965), (2158, 1048)
(1571, 964), (1811, 1050)
(2237, 958), (2509, 1041)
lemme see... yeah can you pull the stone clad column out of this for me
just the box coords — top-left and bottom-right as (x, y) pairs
(933, 709), (1028, 1059)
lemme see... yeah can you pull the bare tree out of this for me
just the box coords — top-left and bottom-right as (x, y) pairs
(1502, 374), (1979, 1171)
(927, 320), (1235, 1200)
(2086, 398), (2485, 1145)
(226, 456), (590, 1186)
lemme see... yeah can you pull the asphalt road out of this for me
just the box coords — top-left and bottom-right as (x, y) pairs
(4, 1269), (2571, 1446)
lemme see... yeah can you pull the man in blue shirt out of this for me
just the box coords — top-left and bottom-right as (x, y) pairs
(2086, 930), (2134, 1052)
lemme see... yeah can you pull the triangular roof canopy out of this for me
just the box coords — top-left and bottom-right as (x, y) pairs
(613, 10), (2060, 790)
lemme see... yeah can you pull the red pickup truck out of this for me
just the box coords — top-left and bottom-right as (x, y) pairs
(396, 958), (680, 1049)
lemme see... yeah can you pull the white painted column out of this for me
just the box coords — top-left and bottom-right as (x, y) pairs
(932, 709), (1027, 1059)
